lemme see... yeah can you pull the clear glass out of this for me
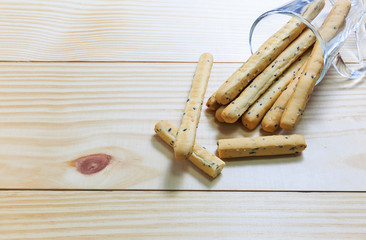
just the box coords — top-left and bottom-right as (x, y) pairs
(249, 0), (366, 84)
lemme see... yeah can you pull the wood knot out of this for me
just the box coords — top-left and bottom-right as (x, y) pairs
(74, 153), (112, 175)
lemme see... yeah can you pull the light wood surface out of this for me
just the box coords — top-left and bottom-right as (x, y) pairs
(0, 0), (360, 62)
(1, 191), (366, 240)
(1, 0), (366, 238)
(0, 62), (365, 190)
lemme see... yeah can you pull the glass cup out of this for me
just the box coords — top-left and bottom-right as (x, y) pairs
(249, 0), (366, 84)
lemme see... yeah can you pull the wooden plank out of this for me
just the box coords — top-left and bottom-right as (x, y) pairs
(0, 62), (365, 190)
(0, 0), (359, 62)
(0, 191), (365, 239)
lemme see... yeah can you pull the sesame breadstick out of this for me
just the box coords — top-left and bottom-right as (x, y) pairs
(206, 91), (221, 111)
(217, 135), (307, 159)
(213, 0), (325, 105)
(281, 0), (351, 130)
(222, 28), (316, 123)
(215, 105), (226, 123)
(261, 63), (306, 132)
(155, 121), (225, 178)
(242, 48), (312, 130)
(175, 53), (213, 161)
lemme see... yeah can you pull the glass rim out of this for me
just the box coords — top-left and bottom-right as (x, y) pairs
(249, 10), (328, 85)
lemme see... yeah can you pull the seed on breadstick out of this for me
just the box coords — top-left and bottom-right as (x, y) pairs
(280, 0), (351, 130)
(261, 63), (305, 132)
(213, 0), (325, 105)
(217, 134), (307, 159)
(155, 120), (225, 178)
(175, 53), (213, 161)
(242, 48), (312, 130)
(221, 28), (316, 123)
(206, 91), (221, 111)
(215, 105), (226, 123)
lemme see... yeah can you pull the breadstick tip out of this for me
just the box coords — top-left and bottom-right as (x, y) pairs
(200, 53), (214, 62)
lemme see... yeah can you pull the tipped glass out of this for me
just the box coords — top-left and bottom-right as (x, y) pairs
(249, 0), (366, 84)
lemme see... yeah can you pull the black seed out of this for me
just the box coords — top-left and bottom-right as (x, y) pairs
(203, 146), (206, 149)
(285, 136), (288, 139)
(296, 23), (300, 26)
(311, 75), (314, 79)
(247, 112), (251, 115)
(193, 107), (196, 110)
(231, 101), (235, 104)
(304, 72), (307, 76)
(333, 26), (336, 30)
(183, 128), (187, 131)
(290, 147), (296, 151)
(279, 145), (283, 148)
(183, 113), (186, 115)
(252, 148), (259, 151)
(249, 151), (256, 154)
(257, 51), (260, 55)
(256, 113), (259, 118)
(168, 128), (172, 132)
(207, 59), (210, 62)
(247, 73), (250, 77)
(187, 99), (190, 102)
(297, 46), (300, 50)
(274, 124), (278, 127)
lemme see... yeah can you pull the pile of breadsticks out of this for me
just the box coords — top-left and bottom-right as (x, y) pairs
(155, 0), (351, 178)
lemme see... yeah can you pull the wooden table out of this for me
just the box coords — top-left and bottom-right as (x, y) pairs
(0, 0), (365, 238)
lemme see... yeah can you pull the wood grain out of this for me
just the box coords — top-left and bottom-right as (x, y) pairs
(0, 62), (365, 190)
(0, 191), (365, 239)
(0, 0), (360, 62)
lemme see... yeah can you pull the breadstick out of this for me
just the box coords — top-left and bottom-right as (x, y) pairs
(155, 120), (225, 178)
(222, 28), (316, 123)
(213, 0), (325, 105)
(206, 91), (221, 111)
(215, 105), (226, 123)
(261, 63), (305, 132)
(175, 53), (213, 161)
(217, 135), (307, 158)
(242, 48), (312, 130)
(281, 0), (351, 130)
